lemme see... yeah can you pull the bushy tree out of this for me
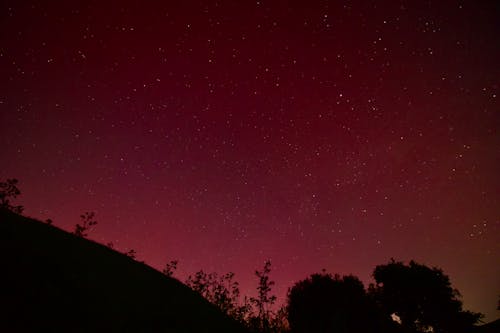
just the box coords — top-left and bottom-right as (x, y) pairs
(287, 272), (383, 333)
(186, 270), (251, 323)
(372, 259), (482, 333)
(73, 211), (97, 238)
(0, 178), (24, 214)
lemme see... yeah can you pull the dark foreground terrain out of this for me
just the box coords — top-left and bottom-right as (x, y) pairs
(0, 209), (247, 333)
(475, 319), (500, 333)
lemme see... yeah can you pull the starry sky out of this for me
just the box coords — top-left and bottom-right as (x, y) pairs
(1, 0), (499, 321)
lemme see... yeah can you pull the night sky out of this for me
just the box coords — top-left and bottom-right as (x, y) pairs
(1, 1), (499, 321)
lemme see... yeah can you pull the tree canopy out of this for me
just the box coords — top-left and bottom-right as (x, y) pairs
(0, 178), (24, 214)
(287, 273), (385, 333)
(372, 259), (482, 333)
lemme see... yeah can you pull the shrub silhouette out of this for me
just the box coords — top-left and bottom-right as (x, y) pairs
(125, 248), (137, 259)
(0, 178), (24, 214)
(287, 272), (383, 333)
(372, 259), (482, 333)
(74, 211), (97, 238)
(250, 260), (277, 332)
(185, 261), (286, 333)
(186, 270), (251, 323)
(162, 259), (178, 277)
(268, 305), (289, 333)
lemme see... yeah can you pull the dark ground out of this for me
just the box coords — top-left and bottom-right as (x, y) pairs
(0, 209), (248, 333)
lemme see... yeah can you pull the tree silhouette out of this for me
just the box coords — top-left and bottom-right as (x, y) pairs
(287, 272), (384, 333)
(250, 260), (277, 332)
(0, 178), (24, 214)
(73, 211), (97, 238)
(186, 270), (251, 323)
(372, 259), (482, 333)
(269, 305), (289, 333)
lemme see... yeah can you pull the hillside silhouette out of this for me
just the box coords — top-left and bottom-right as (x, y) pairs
(0, 208), (248, 333)
(474, 319), (500, 333)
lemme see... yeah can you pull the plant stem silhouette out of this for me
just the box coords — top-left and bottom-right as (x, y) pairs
(73, 212), (97, 238)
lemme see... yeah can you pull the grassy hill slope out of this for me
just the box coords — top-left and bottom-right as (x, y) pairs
(0, 209), (247, 333)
